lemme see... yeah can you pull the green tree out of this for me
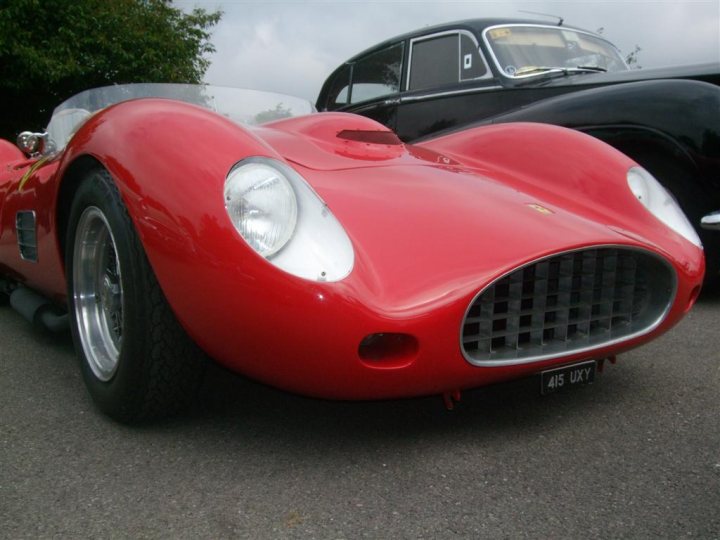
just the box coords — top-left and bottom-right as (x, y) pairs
(625, 45), (642, 69)
(254, 103), (294, 125)
(0, 0), (221, 140)
(596, 27), (642, 69)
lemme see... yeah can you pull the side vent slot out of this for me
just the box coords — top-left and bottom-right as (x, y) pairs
(16, 211), (38, 262)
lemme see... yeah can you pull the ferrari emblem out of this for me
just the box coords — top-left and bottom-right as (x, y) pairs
(527, 203), (555, 215)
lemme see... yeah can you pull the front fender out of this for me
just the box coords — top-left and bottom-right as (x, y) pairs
(55, 99), (285, 321)
(58, 98), (279, 250)
(419, 122), (704, 269)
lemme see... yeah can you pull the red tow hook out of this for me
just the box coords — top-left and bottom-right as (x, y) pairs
(597, 355), (618, 373)
(442, 389), (462, 410)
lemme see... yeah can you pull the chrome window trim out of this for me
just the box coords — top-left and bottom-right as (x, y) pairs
(406, 29), (493, 92)
(400, 84), (503, 103)
(459, 245), (678, 367)
(481, 23), (629, 80)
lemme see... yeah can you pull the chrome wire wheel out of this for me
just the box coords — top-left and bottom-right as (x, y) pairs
(66, 168), (206, 422)
(72, 206), (124, 382)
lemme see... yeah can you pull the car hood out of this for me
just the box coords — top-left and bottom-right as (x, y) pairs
(290, 162), (659, 313)
(250, 116), (698, 312)
(253, 114), (454, 171)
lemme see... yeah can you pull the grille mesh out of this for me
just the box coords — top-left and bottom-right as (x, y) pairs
(462, 248), (675, 365)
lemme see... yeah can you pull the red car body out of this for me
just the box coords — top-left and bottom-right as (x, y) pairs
(0, 87), (704, 415)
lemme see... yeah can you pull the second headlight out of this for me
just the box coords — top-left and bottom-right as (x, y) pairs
(627, 167), (702, 248)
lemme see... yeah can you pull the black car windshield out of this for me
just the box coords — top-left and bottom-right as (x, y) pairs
(45, 83), (315, 154)
(483, 24), (628, 78)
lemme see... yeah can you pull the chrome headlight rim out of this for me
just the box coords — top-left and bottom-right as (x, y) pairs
(224, 156), (355, 282)
(224, 157), (298, 258)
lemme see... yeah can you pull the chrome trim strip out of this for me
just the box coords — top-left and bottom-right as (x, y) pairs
(701, 210), (720, 231)
(459, 245), (678, 367)
(400, 85), (503, 103)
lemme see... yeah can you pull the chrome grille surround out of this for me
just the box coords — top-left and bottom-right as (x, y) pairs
(461, 246), (677, 366)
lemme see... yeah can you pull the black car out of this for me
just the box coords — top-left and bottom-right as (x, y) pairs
(317, 18), (720, 283)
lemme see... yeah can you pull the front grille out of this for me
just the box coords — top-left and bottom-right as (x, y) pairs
(461, 247), (676, 366)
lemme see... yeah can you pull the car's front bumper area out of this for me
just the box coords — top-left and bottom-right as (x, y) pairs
(185, 244), (702, 401)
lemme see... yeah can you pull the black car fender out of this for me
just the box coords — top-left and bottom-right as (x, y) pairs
(489, 80), (718, 167)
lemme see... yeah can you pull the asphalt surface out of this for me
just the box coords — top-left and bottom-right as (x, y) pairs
(1, 288), (719, 539)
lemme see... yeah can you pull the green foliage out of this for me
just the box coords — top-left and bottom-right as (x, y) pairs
(254, 103), (294, 125)
(0, 0), (221, 139)
(625, 45), (642, 69)
(596, 27), (642, 69)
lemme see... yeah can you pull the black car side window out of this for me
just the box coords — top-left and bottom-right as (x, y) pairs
(460, 34), (488, 80)
(349, 43), (404, 104)
(323, 64), (352, 109)
(408, 34), (458, 91)
(407, 31), (491, 92)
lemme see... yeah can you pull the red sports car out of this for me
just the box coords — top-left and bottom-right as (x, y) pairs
(0, 84), (704, 422)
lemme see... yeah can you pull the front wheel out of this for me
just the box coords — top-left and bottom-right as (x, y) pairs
(66, 168), (205, 422)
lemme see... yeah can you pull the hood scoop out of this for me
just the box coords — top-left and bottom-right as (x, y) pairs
(334, 128), (405, 161)
(336, 129), (402, 145)
(257, 113), (459, 170)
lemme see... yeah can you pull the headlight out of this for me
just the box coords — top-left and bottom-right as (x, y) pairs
(224, 161), (297, 256)
(627, 167), (702, 248)
(224, 157), (354, 281)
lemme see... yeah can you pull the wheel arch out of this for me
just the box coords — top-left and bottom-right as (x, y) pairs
(584, 124), (719, 211)
(55, 154), (106, 270)
(580, 124), (701, 185)
(583, 125), (719, 281)
(486, 79), (719, 185)
(53, 98), (276, 279)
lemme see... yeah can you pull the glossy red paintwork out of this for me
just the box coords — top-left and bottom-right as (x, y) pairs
(0, 99), (704, 400)
(0, 147), (66, 300)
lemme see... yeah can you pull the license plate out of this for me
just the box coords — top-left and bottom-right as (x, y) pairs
(541, 360), (596, 395)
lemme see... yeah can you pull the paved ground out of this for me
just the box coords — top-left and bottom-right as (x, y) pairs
(1, 288), (719, 539)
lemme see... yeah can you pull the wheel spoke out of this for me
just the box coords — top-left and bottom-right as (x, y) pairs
(73, 207), (124, 382)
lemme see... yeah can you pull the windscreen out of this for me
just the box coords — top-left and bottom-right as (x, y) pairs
(484, 25), (628, 78)
(45, 84), (315, 153)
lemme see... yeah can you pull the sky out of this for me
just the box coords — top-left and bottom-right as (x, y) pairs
(173, 0), (720, 103)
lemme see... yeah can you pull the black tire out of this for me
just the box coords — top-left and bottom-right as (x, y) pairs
(66, 168), (206, 423)
(0, 278), (10, 305)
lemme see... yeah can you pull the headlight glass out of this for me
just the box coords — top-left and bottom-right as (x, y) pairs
(224, 157), (354, 281)
(224, 161), (297, 257)
(627, 167), (702, 248)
